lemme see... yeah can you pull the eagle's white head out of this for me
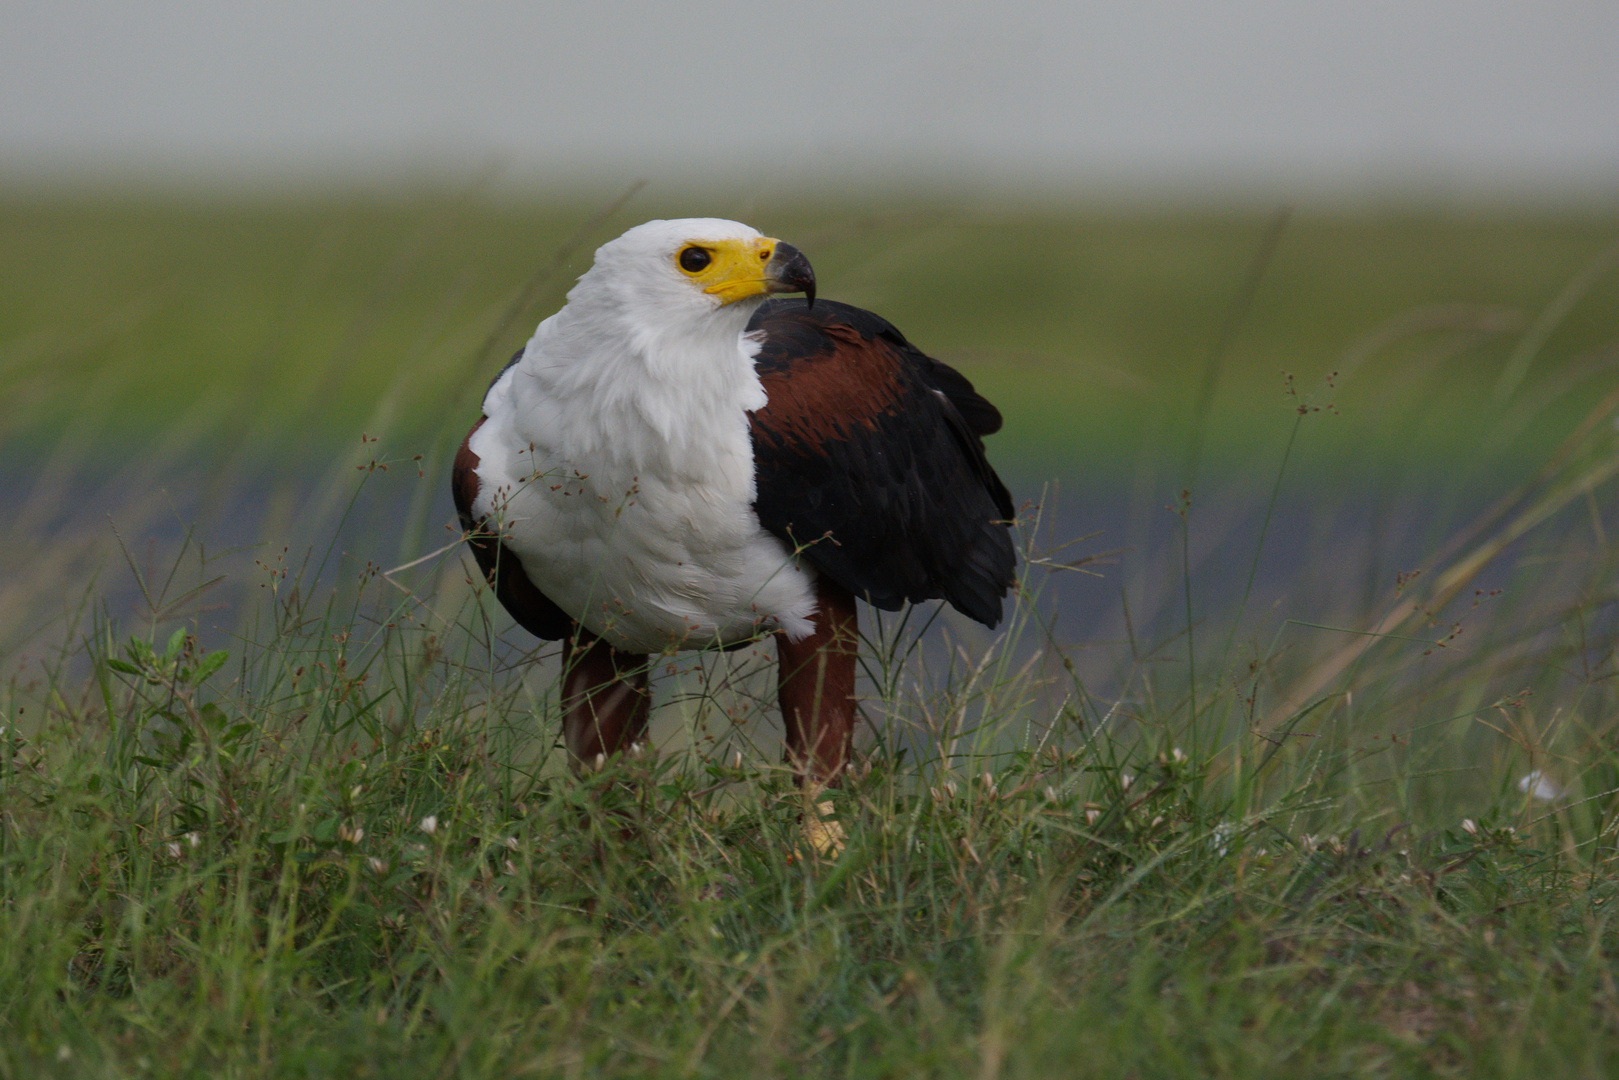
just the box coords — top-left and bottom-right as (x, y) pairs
(502, 218), (817, 461)
(560, 218), (816, 353)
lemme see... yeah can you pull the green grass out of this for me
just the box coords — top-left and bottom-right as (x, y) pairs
(2, 189), (1618, 1077)
(3, 484), (1617, 1078)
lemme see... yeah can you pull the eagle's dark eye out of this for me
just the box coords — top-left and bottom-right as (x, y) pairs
(678, 246), (711, 273)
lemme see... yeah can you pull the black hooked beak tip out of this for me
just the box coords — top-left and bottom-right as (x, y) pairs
(764, 241), (816, 309)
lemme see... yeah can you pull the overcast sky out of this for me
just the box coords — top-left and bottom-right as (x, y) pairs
(4, 1), (1618, 201)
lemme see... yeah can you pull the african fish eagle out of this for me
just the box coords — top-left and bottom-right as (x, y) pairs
(452, 218), (1015, 851)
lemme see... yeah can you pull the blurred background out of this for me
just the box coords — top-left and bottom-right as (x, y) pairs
(2, 1), (1616, 714)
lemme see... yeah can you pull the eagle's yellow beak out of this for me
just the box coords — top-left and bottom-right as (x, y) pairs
(696, 238), (816, 308)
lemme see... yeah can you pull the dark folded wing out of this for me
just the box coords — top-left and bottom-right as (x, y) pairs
(746, 298), (1016, 628)
(452, 415), (573, 641)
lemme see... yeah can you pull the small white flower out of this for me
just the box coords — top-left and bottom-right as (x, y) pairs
(1518, 770), (1562, 802)
(419, 815), (438, 836)
(1044, 785), (1059, 804)
(1084, 808), (1100, 825)
(185, 832), (201, 849)
(505, 836), (519, 851)
(1120, 773), (1134, 792)
(593, 753), (606, 772)
(944, 779), (958, 799)
(731, 750), (743, 770)
(165, 842), (183, 859)
(1171, 747), (1187, 764)
(1461, 818), (1479, 836)
(980, 772), (996, 797)
(366, 857), (388, 874)
(503, 859), (517, 875)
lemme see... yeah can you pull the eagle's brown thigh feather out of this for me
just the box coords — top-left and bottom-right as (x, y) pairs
(776, 577), (858, 786)
(561, 632), (651, 768)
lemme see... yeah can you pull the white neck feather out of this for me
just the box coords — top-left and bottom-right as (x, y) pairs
(500, 290), (767, 480)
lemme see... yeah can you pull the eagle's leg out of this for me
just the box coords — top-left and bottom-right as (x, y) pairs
(560, 629), (651, 771)
(776, 578), (858, 855)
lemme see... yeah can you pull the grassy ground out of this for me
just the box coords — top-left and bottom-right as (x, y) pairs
(3, 493), (1617, 1079)
(2, 191), (1618, 1076)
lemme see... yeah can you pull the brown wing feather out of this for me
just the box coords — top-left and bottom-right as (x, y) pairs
(746, 299), (1016, 628)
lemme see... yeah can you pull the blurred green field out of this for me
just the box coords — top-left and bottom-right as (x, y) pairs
(4, 191), (1616, 481)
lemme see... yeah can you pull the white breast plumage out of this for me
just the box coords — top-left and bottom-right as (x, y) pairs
(466, 251), (817, 654)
